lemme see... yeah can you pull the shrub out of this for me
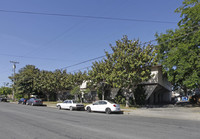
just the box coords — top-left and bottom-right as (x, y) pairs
(134, 85), (147, 105)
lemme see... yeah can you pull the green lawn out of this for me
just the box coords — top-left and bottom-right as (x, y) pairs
(43, 101), (58, 105)
(119, 104), (137, 110)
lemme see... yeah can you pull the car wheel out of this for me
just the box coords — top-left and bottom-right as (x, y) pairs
(69, 106), (73, 111)
(87, 107), (91, 112)
(58, 105), (61, 110)
(106, 108), (111, 114)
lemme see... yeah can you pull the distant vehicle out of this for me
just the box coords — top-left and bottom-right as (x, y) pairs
(181, 96), (189, 101)
(0, 97), (7, 102)
(85, 100), (121, 114)
(56, 100), (84, 111)
(26, 98), (43, 106)
(18, 98), (27, 104)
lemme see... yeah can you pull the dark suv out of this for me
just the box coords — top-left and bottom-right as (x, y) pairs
(0, 97), (7, 102)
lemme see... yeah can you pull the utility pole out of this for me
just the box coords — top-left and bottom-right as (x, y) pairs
(10, 61), (19, 101)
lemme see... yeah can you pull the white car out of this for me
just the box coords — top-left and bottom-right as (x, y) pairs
(85, 100), (121, 114)
(56, 100), (84, 111)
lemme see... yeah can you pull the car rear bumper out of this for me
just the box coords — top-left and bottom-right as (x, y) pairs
(73, 106), (84, 110)
(111, 107), (121, 112)
(33, 103), (43, 106)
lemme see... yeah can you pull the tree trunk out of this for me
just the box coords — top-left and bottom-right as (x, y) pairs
(47, 94), (50, 102)
(81, 91), (84, 103)
(132, 93), (136, 106)
(75, 94), (79, 102)
(102, 91), (105, 100)
(183, 86), (188, 96)
(125, 95), (130, 107)
(28, 92), (30, 99)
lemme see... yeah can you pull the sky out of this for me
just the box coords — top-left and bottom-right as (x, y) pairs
(0, 0), (184, 87)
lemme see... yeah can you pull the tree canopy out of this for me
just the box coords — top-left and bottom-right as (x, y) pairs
(89, 36), (157, 106)
(10, 35), (157, 106)
(155, 0), (200, 93)
(0, 87), (12, 97)
(10, 64), (89, 101)
(11, 65), (40, 99)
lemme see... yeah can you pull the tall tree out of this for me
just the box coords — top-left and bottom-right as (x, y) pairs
(107, 36), (157, 107)
(11, 65), (40, 99)
(90, 36), (157, 107)
(89, 57), (113, 100)
(155, 0), (200, 93)
(0, 87), (12, 97)
(52, 69), (70, 100)
(72, 71), (88, 86)
(35, 70), (55, 101)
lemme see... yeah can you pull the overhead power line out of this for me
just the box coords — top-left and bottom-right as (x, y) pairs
(0, 26), (199, 73)
(1, 25), (199, 73)
(66, 26), (200, 72)
(0, 9), (176, 24)
(0, 53), (70, 62)
(68, 66), (92, 73)
(0, 25), (199, 71)
(24, 21), (84, 56)
(61, 55), (106, 70)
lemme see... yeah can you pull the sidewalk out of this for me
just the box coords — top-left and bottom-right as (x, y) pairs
(14, 101), (200, 121)
(122, 107), (200, 121)
(45, 102), (200, 121)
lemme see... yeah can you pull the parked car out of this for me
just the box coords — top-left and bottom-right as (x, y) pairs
(56, 100), (84, 111)
(18, 98), (27, 104)
(26, 98), (43, 106)
(85, 100), (121, 114)
(0, 97), (7, 102)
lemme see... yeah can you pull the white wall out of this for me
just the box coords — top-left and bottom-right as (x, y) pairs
(146, 66), (171, 92)
(80, 81), (87, 89)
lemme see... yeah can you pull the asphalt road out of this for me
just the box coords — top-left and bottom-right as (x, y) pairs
(0, 102), (200, 139)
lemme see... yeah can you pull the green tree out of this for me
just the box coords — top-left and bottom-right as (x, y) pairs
(35, 70), (56, 101)
(33, 69), (71, 101)
(89, 58), (113, 100)
(72, 71), (88, 86)
(134, 85), (147, 105)
(52, 69), (66, 100)
(11, 65), (40, 99)
(89, 36), (157, 107)
(155, 0), (200, 93)
(107, 36), (157, 107)
(70, 86), (81, 101)
(69, 71), (88, 102)
(0, 87), (12, 97)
